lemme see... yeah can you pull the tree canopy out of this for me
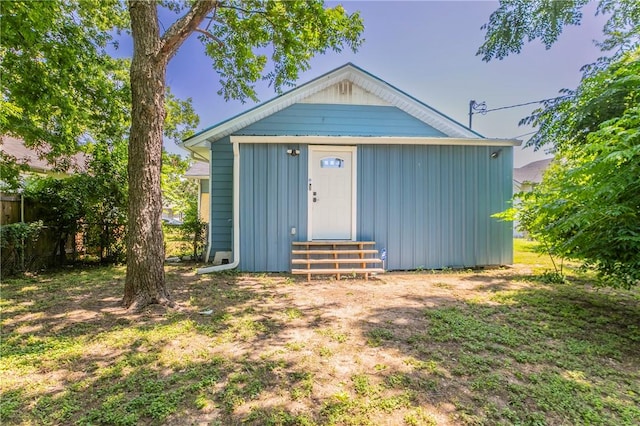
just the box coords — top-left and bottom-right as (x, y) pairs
(2, 0), (364, 309)
(0, 0), (130, 157)
(481, 0), (640, 287)
(123, 0), (363, 310)
(478, 0), (639, 63)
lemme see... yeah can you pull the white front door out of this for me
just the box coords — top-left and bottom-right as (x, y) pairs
(308, 146), (356, 240)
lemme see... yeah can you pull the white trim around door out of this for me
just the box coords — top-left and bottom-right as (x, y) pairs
(307, 145), (357, 241)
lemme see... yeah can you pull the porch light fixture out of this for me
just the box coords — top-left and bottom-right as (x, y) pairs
(287, 148), (300, 157)
(490, 149), (502, 159)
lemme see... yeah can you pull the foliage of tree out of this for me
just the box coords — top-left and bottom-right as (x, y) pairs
(24, 176), (90, 265)
(2, 0), (363, 309)
(0, 150), (28, 192)
(1, 0), (129, 265)
(481, 1), (640, 287)
(84, 141), (129, 263)
(161, 151), (198, 219)
(0, 220), (43, 275)
(477, 0), (639, 63)
(123, 0), (364, 310)
(516, 57), (640, 287)
(20, 153), (128, 267)
(0, 0), (130, 158)
(180, 192), (206, 260)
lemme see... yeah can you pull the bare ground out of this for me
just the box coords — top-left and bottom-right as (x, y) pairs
(2, 263), (639, 425)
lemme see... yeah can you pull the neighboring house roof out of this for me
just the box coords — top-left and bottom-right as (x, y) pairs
(0, 135), (88, 174)
(181, 63), (519, 159)
(513, 158), (553, 185)
(184, 161), (209, 179)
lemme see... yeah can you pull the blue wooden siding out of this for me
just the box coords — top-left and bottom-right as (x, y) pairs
(239, 144), (308, 271)
(226, 142), (512, 272)
(235, 104), (446, 137)
(357, 145), (513, 269)
(208, 137), (233, 259)
(208, 102), (513, 271)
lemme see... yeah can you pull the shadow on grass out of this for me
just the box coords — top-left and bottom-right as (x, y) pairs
(0, 266), (345, 425)
(358, 283), (640, 425)
(2, 266), (639, 425)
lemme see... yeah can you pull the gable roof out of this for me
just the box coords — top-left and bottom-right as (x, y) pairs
(182, 63), (488, 152)
(514, 158), (553, 184)
(184, 161), (209, 179)
(1, 135), (88, 174)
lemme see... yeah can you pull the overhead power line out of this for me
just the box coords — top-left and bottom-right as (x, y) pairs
(468, 95), (571, 129)
(510, 130), (537, 139)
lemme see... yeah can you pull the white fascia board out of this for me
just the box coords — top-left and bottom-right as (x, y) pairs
(181, 64), (484, 150)
(181, 67), (353, 150)
(230, 135), (522, 147)
(346, 68), (479, 138)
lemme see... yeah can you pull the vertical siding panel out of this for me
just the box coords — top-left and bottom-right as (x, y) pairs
(286, 148), (298, 267)
(450, 147), (459, 267)
(479, 146), (490, 266)
(236, 141), (511, 271)
(425, 146), (439, 267)
(254, 145), (268, 270)
(440, 145), (451, 267)
(358, 145), (375, 241)
(400, 145), (416, 269)
(501, 147), (514, 264)
(240, 145), (253, 271)
(446, 147), (454, 266)
(466, 147), (477, 266)
(251, 145), (261, 271)
(414, 145), (426, 268)
(452, 147), (462, 267)
(453, 147), (463, 266)
(488, 147), (503, 265)
(279, 145), (291, 270)
(373, 146), (390, 266)
(495, 149), (505, 264)
(298, 148), (308, 241)
(388, 145), (402, 269)
(266, 146), (277, 270)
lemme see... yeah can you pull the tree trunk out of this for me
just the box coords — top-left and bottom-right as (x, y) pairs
(123, 1), (216, 310)
(123, 1), (172, 310)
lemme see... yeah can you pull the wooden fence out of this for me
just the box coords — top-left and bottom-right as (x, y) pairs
(1, 193), (77, 276)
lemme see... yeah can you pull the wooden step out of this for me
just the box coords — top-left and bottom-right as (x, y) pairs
(291, 249), (379, 255)
(292, 258), (383, 265)
(292, 268), (385, 274)
(291, 241), (383, 281)
(291, 267), (385, 281)
(292, 241), (376, 246)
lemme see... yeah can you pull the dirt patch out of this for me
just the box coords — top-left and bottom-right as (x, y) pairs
(2, 263), (639, 425)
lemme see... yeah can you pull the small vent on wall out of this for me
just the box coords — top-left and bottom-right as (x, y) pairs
(338, 80), (352, 95)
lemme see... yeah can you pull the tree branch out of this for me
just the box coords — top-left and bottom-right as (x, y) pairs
(159, 0), (219, 60)
(193, 28), (224, 48)
(218, 4), (276, 28)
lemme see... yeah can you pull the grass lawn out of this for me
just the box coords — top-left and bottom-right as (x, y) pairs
(1, 239), (639, 425)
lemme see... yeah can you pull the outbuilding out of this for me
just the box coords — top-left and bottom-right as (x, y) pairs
(181, 63), (520, 277)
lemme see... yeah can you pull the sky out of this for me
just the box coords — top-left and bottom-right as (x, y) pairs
(140, 0), (606, 167)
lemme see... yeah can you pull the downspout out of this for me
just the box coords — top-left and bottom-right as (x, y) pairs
(204, 169), (214, 263)
(197, 141), (240, 274)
